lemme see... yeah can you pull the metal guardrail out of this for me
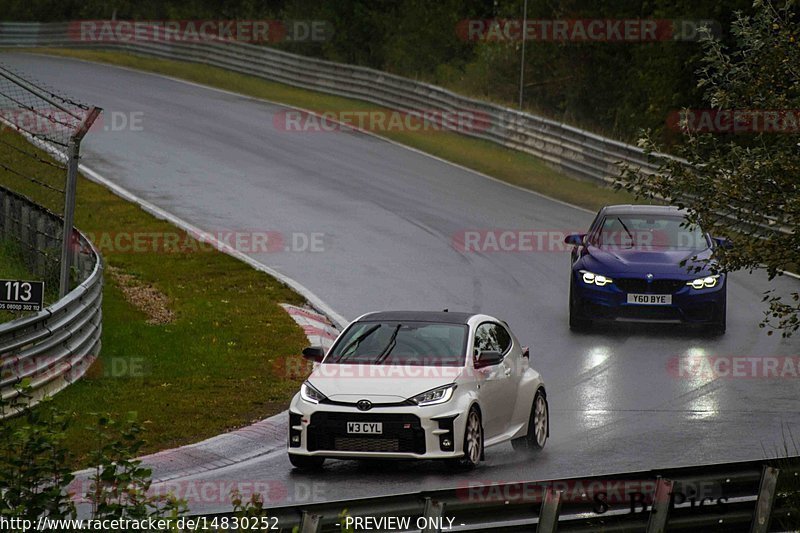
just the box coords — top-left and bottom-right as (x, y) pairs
(0, 22), (659, 187)
(0, 22), (792, 238)
(0, 185), (102, 413)
(194, 457), (798, 532)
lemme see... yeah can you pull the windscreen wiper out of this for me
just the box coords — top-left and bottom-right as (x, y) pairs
(617, 217), (635, 247)
(373, 324), (402, 365)
(335, 324), (381, 363)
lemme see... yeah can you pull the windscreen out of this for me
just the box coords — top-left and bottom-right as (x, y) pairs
(595, 215), (709, 251)
(325, 321), (468, 366)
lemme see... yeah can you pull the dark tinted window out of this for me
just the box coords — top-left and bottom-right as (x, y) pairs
(594, 215), (708, 250)
(474, 323), (512, 354)
(326, 321), (467, 366)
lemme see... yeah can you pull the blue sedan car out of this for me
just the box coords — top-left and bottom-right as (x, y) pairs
(565, 205), (728, 334)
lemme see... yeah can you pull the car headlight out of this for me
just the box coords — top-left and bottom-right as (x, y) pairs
(686, 275), (720, 290)
(580, 270), (613, 287)
(408, 384), (457, 406)
(300, 381), (327, 404)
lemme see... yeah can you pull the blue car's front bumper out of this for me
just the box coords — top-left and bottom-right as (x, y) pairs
(571, 272), (726, 324)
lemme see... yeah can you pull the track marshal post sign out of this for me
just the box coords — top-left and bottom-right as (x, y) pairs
(0, 279), (44, 312)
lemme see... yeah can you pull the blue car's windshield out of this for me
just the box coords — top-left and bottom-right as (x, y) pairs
(594, 215), (709, 251)
(325, 321), (467, 366)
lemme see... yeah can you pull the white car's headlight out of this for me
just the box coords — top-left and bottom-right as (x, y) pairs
(580, 270), (613, 287)
(686, 275), (720, 290)
(408, 384), (457, 406)
(300, 381), (326, 404)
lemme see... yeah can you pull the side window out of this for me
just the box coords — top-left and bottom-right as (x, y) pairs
(494, 324), (512, 354)
(474, 323), (512, 354)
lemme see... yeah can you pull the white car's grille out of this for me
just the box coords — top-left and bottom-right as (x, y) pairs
(308, 412), (425, 454)
(334, 437), (400, 452)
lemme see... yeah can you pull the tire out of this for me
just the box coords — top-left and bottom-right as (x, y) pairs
(288, 453), (325, 470)
(512, 390), (548, 453)
(569, 280), (591, 331)
(449, 407), (483, 470)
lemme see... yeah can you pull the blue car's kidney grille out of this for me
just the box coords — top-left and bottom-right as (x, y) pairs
(616, 278), (685, 294)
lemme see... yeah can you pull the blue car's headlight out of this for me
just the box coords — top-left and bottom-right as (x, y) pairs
(580, 270), (613, 287)
(686, 275), (720, 290)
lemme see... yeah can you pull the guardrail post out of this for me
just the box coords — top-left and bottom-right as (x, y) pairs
(536, 488), (562, 533)
(420, 497), (445, 533)
(300, 510), (322, 533)
(645, 476), (674, 533)
(750, 466), (780, 533)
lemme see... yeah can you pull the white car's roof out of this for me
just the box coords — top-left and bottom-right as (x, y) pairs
(357, 310), (475, 324)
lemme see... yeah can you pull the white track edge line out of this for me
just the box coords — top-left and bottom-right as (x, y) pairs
(76, 164), (349, 329)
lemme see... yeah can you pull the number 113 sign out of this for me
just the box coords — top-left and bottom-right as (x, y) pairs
(0, 280), (45, 312)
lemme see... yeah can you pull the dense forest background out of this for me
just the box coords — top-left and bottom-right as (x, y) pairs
(1, 0), (756, 141)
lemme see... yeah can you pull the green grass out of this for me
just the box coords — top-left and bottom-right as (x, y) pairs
(0, 240), (41, 322)
(8, 47), (634, 211)
(0, 129), (309, 466)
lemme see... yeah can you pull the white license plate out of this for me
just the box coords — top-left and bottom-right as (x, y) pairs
(347, 422), (383, 434)
(627, 293), (672, 305)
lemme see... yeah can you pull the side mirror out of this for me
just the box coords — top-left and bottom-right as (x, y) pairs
(475, 350), (503, 369)
(712, 236), (733, 249)
(302, 346), (325, 363)
(522, 346), (530, 359)
(564, 233), (586, 246)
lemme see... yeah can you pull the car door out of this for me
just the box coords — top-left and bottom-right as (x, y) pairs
(473, 322), (517, 438)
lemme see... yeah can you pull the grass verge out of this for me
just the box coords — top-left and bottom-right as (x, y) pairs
(9, 47), (633, 211)
(0, 128), (308, 467)
(0, 239), (53, 322)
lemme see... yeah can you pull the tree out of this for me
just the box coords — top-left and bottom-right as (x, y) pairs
(619, 0), (799, 336)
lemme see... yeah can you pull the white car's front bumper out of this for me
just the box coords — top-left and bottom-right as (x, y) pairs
(287, 393), (471, 460)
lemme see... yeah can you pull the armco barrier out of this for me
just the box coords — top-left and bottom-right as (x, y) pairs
(0, 185), (102, 413)
(0, 22), (791, 237)
(0, 21), (663, 185)
(189, 457), (797, 532)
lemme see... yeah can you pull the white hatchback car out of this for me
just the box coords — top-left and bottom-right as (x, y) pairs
(287, 311), (548, 469)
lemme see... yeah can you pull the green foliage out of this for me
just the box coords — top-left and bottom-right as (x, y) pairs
(0, 387), (187, 531)
(86, 413), (187, 524)
(619, 0), (799, 336)
(0, 0), (756, 140)
(0, 387), (76, 527)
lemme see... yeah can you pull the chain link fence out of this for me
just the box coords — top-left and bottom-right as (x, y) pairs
(0, 61), (100, 299)
(0, 62), (103, 408)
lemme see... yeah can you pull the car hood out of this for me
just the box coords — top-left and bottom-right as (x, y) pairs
(308, 363), (461, 402)
(579, 246), (714, 276)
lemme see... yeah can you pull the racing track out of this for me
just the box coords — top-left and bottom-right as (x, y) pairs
(3, 53), (799, 513)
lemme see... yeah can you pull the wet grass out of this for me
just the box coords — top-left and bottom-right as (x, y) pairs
(0, 128), (308, 467)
